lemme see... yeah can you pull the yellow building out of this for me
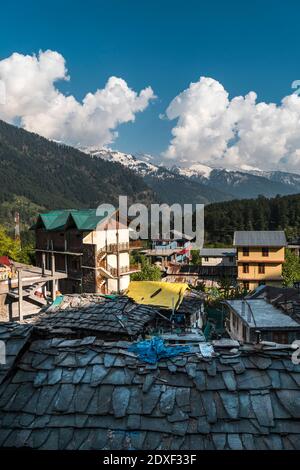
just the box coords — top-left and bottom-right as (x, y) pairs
(233, 231), (286, 291)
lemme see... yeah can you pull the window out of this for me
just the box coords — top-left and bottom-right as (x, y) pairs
(258, 263), (265, 274)
(243, 247), (249, 256)
(242, 324), (248, 341)
(262, 247), (269, 257)
(229, 256), (234, 263)
(243, 282), (249, 290)
(243, 263), (249, 273)
(204, 257), (209, 262)
(232, 313), (236, 328)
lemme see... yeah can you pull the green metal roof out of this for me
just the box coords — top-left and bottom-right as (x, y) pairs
(36, 208), (115, 231)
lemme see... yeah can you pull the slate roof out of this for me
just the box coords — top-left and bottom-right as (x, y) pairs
(33, 294), (158, 339)
(200, 248), (236, 258)
(226, 299), (300, 330)
(0, 322), (300, 450)
(233, 231), (287, 247)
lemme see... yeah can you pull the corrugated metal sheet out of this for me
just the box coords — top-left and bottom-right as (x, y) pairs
(233, 231), (286, 246)
(37, 208), (115, 231)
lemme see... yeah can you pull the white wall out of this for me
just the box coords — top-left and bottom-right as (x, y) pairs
(201, 256), (236, 266)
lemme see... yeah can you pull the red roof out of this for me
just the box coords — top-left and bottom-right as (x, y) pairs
(0, 256), (11, 266)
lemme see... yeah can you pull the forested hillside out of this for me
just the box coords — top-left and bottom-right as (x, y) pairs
(0, 120), (156, 231)
(205, 194), (300, 244)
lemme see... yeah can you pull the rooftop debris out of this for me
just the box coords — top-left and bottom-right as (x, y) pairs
(128, 337), (190, 364)
(126, 281), (189, 309)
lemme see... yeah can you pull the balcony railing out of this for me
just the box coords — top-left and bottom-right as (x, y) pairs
(100, 263), (141, 277)
(97, 240), (144, 255)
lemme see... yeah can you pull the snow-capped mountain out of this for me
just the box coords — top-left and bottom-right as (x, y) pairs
(82, 148), (300, 203)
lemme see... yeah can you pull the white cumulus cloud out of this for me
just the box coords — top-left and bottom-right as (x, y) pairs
(163, 76), (300, 173)
(0, 50), (155, 147)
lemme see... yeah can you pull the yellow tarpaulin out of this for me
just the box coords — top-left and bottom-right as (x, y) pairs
(126, 281), (189, 309)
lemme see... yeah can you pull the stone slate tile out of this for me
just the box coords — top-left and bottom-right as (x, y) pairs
(197, 416), (211, 434)
(206, 374), (225, 390)
(40, 429), (60, 450)
(130, 430), (146, 450)
(12, 370), (36, 384)
(160, 388), (176, 415)
(169, 435), (185, 450)
(193, 371), (206, 391)
(250, 392), (274, 427)
(232, 360), (246, 375)
(263, 434), (283, 450)
(104, 353), (116, 368)
(280, 371), (299, 389)
(219, 391), (239, 419)
(8, 383), (33, 411)
(143, 431), (162, 450)
(212, 433), (226, 449)
(268, 369), (281, 389)
(222, 371), (237, 391)
(270, 393), (291, 419)
(102, 368), (128, 385)
(185, 363), (197, 378)
(142, 374), (155, 392)
(167, 408), (188, 423)
(241, 433), (255, 450)
(286, 435), (300, 450)
(227, 433), (243, 450)
(47, 367), (63, 385)
(175, 387), (190, 411)
(112, 387), (130, 417)
(127, 387), (143, 414)
(58, 428), (74, 450)
(171, 419), (188, 436)
(61, 368), (74, 383)
(201, 391), (217, 423)
(127, 414), (141, 430)
(142, 385), (161, 414)
(291, 373), (300, 387)
(189, 389), (205, 418)
(249, 356), (272, 370)
(276, 390), (300, 418)
(73, 367), (86, 384)
(53, 383), (75, 412)
(90, 364), (107, 386)
(75, 350), (98, 367)
(206, 361), (217, 377)
(73, 384), (95, 413)
(239, 392), (255, 419)
(236, 370), (271, 390)
(32, 429), (51, 449)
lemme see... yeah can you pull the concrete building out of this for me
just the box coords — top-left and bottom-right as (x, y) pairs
(225, 298), (300, 344)
(200, 248), (236, 266)
(34, 209), (140, 295)
(233, 231), (286, 291)
(142, 231), (192, 270)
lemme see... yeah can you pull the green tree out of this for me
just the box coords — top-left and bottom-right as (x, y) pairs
(191, 249), (201, 265)
(282, 249), (300, 287)
(0, 225), (34, 264)
(131, 257), (162, 281)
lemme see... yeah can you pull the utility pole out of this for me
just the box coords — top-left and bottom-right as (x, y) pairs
(116, 224), (120, 293)
(51, 252), (56, 301)
(18, 269), (23, 322)
(14, 212), (20, 241)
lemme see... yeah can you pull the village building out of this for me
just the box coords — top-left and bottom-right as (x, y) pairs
(142, 231), (192, 270)
(0, 261), (66, 322)
(225, 298), (300, 344)
(233, 231), (286, 291)
(200, 248), (236, 267)
(33, 209), (141, 296)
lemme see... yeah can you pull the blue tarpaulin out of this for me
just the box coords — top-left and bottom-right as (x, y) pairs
(128, 336), (190, 364)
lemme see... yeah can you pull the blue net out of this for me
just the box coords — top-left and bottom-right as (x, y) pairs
(128, 336), (190, 364)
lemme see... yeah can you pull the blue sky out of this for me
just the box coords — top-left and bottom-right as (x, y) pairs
(1, 0), (300, 171)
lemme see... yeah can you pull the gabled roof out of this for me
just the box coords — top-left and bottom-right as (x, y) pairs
(0, 322), (300, 450)
(200, 248), (236, 257)
(35, 208), (116, 231)
(233, 231), (286, 247)
(226, 299), (300, 329)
